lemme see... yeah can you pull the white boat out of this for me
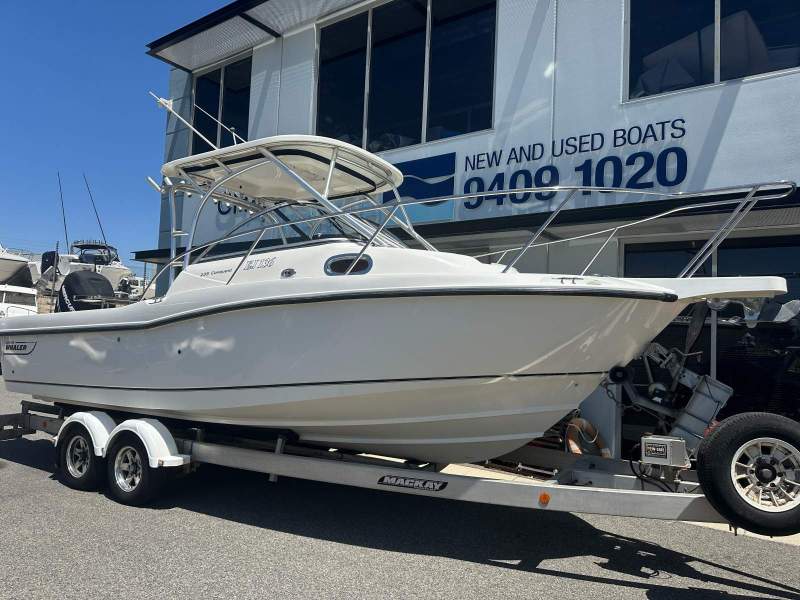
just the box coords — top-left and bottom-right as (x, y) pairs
(0, 245), (29, 284)
(0, 284), (37, 318)
(38, 242), (132, 294)
(0, 135), (791, 463)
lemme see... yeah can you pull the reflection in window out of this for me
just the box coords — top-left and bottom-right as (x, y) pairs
(317, 14), (368, 147)
(721, 1), (800, 80)
(193, 69), (221, 154)
(628, 1), (715, 98)
(221, 57), (252, 147)
(427, 0), (496, 141)
(367, 0), (427, 152)
(192, 57), (251, 154)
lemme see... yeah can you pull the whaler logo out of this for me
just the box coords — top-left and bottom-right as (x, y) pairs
(3, 341), (36, 356)
(378, 475), (448, 492)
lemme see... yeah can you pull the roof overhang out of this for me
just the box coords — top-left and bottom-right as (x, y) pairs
(147, 0), (362, 72)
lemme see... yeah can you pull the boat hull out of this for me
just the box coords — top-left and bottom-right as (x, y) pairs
(1, 292), (683, 463)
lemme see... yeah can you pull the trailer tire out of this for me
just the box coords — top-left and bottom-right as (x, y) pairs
(106, 433), (161, 506)
(697, 412), (800, 536)
(57, 423), (104, 491)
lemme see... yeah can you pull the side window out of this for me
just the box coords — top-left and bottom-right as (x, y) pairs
(628, 1), (715, 99)
(192, 56), (252, 153)
(317, 0), (497, 148)
(427, 0), (496, 141)
(316, 13), (368, 146)
(720, 1), (800, 80)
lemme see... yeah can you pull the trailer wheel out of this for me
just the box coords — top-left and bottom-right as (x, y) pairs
(697, 412), (800, 536)
(106, 433), (161, 506)
(57, 424), (104, 491)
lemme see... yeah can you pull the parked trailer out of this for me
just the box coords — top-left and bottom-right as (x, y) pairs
(5, 399), (800, 536)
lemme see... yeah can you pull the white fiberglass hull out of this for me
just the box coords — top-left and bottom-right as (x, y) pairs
(2, 287), (683, 463)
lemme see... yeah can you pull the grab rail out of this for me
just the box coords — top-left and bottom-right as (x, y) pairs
(140, 181), (795, 300)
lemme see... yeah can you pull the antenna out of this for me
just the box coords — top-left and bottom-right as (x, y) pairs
(82, 173), (109, 247)
(192, 103), (247, 145)
(56, 172), (69, 249)
(149, 91), (218, 150)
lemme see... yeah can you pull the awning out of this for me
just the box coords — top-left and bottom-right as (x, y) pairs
(147, 0), (362, 71)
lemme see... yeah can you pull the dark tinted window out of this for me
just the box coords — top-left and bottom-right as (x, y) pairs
(718, 237), (800, 304)
(221, 57), (252, 146)
(193, 69), (221, 153)
(427, 0), (496, 141)
(367, 0), (427, 152)
(624, 241), (712, 278)
(317, 14), (368, 146)
(629, 1), (715, 98)
(3, 292), (36, 306)
(721, 1), (800, 80)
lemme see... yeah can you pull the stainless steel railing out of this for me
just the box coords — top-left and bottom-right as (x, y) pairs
(140, 181), (795, 300)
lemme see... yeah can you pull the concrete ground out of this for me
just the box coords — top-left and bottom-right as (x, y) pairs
(1, 380), (799, 600)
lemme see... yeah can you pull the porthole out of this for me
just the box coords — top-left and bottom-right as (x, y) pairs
(325, 254), (373, 276)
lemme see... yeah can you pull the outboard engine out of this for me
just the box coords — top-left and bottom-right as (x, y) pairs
(56, 271), (115, 312)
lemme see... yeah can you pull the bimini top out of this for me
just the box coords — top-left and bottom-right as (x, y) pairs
(162, 135), (404, 201)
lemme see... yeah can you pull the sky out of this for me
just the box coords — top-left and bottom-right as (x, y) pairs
(0, 1), (226, 276)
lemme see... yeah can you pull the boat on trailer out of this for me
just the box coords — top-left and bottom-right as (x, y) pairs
(0, 135), (793, 464)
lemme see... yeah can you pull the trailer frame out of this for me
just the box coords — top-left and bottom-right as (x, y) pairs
(0, 400), (725, 525)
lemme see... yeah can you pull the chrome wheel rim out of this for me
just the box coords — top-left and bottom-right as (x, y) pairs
(114, 446), (143, 492)
(66, 435), (91, 479)
(730, 437), (800, 513)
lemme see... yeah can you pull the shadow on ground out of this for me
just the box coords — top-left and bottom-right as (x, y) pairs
(2, 438), (797, 599)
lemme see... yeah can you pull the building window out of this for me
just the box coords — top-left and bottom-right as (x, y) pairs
(427, 0), (496, 141)
(721, 1), (800, 80)
(192, 56), (252, 154)
(628, 1), (800, 100)
(316, 13), (368, 147)
(317, 0), (497, 151)
(367, 0), (427, 152)
(628, 1), (715, 99)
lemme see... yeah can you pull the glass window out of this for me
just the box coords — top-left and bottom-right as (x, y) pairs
(317, 13), (369, 147)
(192, 57), (252, 154)
(624, 240), (712, 278)
(193, 69), (221, 154)
(718, 237), (800, 304)
(367, 0), (427, 152)
(221, 57), (252, 146)
(317, 1), (496, 148)
(427, 0), (496, 141)
(721, 1), (800, 80)
(4, 292), (36, 306)
(628, 1), (715, 99)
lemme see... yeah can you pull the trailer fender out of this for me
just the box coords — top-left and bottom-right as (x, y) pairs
(106, 419), (190, 468)
(55, 412), (117, 457)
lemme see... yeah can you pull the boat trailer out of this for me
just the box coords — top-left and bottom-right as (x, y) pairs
(4, 370), (798, 537)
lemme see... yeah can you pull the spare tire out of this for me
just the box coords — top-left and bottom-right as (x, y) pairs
(697, 412), (800, 536)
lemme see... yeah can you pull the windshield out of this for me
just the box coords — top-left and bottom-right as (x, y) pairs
(3, 292), (36, 306)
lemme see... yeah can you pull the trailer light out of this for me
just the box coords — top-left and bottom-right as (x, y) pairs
(538, 491), (551, 507)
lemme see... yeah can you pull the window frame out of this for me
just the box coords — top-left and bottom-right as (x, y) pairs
(190, 51), (253, 154)
(314, 0), (499, 152)
(623, 0), (800, 103)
